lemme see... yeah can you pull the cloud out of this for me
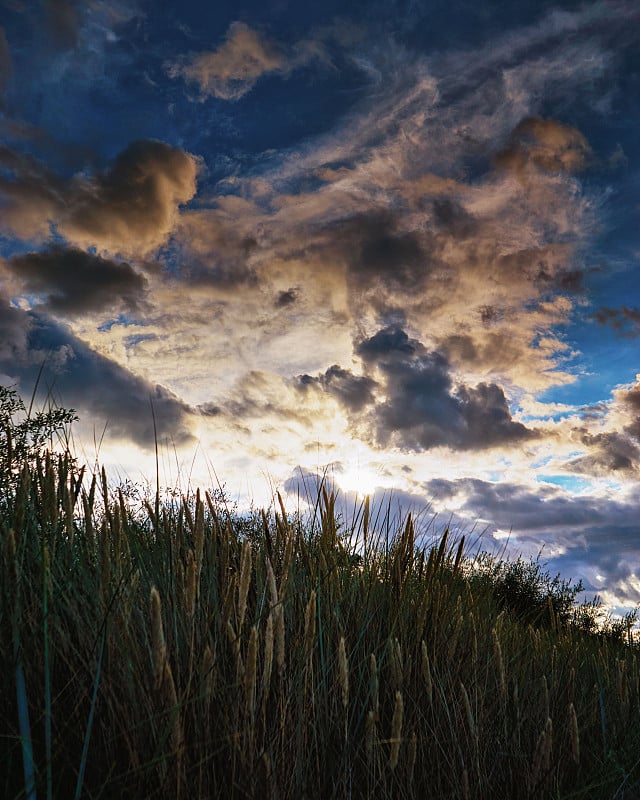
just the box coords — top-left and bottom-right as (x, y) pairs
(61, 140), (199, 255)
(355, 326), (535, 451)
(296, 364), (378, 413)
(168, 21), (300, 100)
(0, 297), (194, 447)
(215, 324), (535, 457)
(0, 139), (199, 255)
(423, 474), (640, 604)
(569, 431), (640, 475)
(282, 465), (436, 536)
(4, 246), (147, 316)
(0, 296), (30, 363)
(172, 205), (258, 290)
(0, 144), (63, 240)
(593, 306), (640, 338)
(336, 210), (431, 291)
(203, 103), (591, 392)
(494, 116), (592, 176)
(275, 287), (298, 307)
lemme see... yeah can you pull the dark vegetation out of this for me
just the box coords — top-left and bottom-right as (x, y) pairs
(1, 385), (639, 799)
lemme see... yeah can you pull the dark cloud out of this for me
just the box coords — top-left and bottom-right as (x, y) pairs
(621, 385), (640, 440)
(0, 298), (194, 447)
(174, 224), (258, 290)
(423, 475), (640, 603)
(0, 295), (30, 362)
(593, 306), (640, 338)
(440, 334), (478, 363)
(479, 305), (503, 325)
(432, 198), (478, 239)
(425, 476), (609, 532)
(494, 117), (591, 176)
(569, 431), (640, 475)
(197, 402), (222, 417)
(283, 209), (432, 297)
(356, 326), (534, 451)
(622, 384), (640, 414)
(296, 364), (377, 413)
(5, 246), (147, 316)
(276, 288), (298, 307)
(356, 325), (419, 360)
(44, 0), (80, 50)
(535, 267), (584, 293)
(338, 211), (429, 290)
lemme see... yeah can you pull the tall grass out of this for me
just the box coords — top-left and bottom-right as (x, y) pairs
(1, 449), (640, 799)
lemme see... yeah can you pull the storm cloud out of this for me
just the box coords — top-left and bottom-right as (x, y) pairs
(0, 298), (193, 448)
(355, 326), (534, 451)
(569, 431), (640, 475)
(5, 246), (147, 316)
(296, 365), (378, 413)
(423, 475), (640, 605)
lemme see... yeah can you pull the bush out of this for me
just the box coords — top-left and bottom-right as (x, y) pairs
(0, 384), (76, 503)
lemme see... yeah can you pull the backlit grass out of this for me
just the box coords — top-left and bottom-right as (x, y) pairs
(1, 444), (640, 799)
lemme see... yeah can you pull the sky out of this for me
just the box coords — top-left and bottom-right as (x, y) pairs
(1, 0), (640, 614)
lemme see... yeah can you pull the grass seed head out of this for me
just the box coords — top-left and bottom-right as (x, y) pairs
(202, 644), (215, 701)
(160, 661), (184, 760)
(568, 702), (580, 764)
(370, 653), (379, 720)
(365, 710), (377, 760)
(462, 767), (470, 800)
(275, 602), (286, 678)
(391, 637), (403, 690)
(184, 549), (197, 619)
(245, 625), (258, 718)
(338, 635), (349, 709)
(493, 627), (507, 703)
(194, 492), (205, 566)
(460, 681), (477, 744)
(262, 611), (274, 705)
(408, 731), (417, 783)
(304, 590), (317, 656)
(150, 586), (167, 691)
(265, 556), (278, 609)
(389, 690), (403, 770)
(237, 538), (252, 632)
(421, 640), (433, 706)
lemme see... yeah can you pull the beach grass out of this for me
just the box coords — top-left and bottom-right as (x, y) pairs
(1, 440), (640, 799)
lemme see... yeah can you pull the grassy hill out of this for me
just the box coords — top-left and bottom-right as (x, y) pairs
(1, 407), (640, 798)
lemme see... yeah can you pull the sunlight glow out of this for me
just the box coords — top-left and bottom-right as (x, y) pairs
(334, 461), (394, 496)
